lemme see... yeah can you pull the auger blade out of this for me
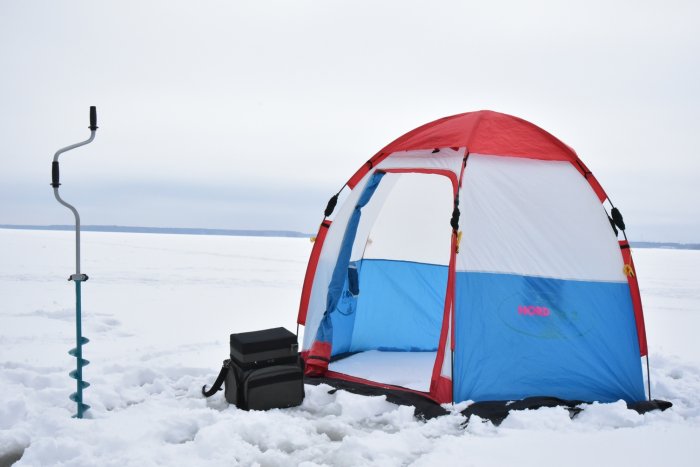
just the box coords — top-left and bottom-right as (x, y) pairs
(71, 403), (91, 418)
(69, 393), (91, 403)
(69, 378), (90, 392)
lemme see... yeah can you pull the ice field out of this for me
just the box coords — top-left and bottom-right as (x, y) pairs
(1, 228), (699, 466)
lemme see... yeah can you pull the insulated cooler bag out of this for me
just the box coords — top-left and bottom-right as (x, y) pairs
(202, 327), (304, 410)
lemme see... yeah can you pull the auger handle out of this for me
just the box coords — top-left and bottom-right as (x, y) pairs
(89, 106), (98, 131)
(52, 161), (60, 188)
(51, 106), (98, 185)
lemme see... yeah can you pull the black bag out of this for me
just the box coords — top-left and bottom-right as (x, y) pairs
(202, 327), (304, 410)
(230, 327), (299, 368)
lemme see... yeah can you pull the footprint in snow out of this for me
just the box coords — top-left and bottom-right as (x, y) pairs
(90, 317), (122, 333)
(27, 308), (74, 321)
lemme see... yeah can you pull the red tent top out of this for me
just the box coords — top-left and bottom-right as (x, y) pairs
(382, 110), (575, 159)
(346, 110), (606, 201)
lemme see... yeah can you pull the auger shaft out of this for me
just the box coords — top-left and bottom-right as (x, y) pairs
(68, 279), (90, 417)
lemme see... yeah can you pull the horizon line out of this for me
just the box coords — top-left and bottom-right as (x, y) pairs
(1, 224), (699, 249)
(0, 224), (313, 239)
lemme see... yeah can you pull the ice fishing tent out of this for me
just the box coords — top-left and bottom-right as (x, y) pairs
(297, 110), (649, 405)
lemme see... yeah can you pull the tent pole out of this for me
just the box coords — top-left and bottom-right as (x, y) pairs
(450, 350), (454, 405)
(610, 203), (652, 401)
(624, 228), (653, 401)
(645, 355), (652, 401)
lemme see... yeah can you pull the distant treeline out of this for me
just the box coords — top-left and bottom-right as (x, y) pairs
(629, 241), (700, 250)
(1, 225), (698, 249)
(0, 225), (311, 238)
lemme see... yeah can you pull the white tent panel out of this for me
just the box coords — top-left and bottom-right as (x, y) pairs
(359, 173), (454, 265)
(376, 147), (465, 175)
(456, 154), (626, 282)
(440, 321), (452, 379)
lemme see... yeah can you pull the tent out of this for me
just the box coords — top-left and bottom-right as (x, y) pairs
(297, 110), (649, 405)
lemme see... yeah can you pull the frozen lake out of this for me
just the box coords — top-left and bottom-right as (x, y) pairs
(1, 229), (698, 466)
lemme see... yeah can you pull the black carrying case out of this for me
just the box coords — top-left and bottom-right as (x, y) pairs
(224, 359), (304, 410)
(230, 327), (299, 369)
(203, 327), (304, 411)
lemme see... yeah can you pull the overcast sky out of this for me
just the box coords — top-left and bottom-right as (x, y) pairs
(1, 0), (698, 241)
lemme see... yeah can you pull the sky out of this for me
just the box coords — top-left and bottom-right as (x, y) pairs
(1, 0), (698, 242)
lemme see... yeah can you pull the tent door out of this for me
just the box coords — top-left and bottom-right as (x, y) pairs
(327, 169), (457, 392)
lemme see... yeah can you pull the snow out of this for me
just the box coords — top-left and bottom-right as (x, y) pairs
(1, 228), (699, 466)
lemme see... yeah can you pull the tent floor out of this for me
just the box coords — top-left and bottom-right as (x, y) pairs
(328, 350), (437, 392)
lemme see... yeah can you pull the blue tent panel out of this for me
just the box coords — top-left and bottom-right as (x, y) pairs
(453, 271), (646, 403)
(332, 259), (447, 354)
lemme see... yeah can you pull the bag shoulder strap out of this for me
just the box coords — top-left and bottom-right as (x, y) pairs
(202, 359), (230, 398)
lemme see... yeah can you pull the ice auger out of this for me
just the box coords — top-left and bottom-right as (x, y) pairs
(50, 106), (98, 418)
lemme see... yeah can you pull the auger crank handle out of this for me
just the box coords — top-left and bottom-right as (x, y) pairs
(89, 106), (98, 131)
(52, 161), (60, 188)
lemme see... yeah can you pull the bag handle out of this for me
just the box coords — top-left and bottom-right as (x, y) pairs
(202, 360), (229, 397)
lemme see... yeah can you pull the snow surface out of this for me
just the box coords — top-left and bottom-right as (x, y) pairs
(1, 229), (699, 466)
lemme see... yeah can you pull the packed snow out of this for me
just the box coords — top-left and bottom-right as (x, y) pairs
(1, 228), (699, 466)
